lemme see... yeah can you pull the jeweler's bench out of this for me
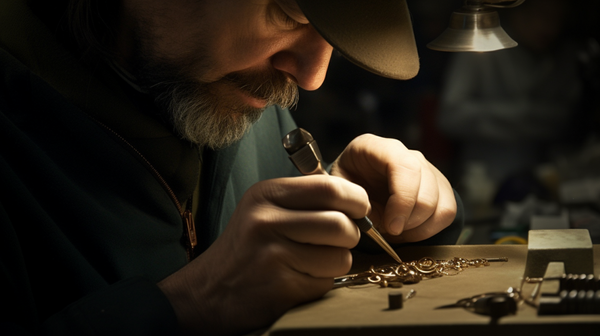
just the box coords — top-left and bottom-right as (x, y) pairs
(263, 244), (600, 335)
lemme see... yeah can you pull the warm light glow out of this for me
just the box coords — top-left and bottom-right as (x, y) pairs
(471, 28), (512, 51)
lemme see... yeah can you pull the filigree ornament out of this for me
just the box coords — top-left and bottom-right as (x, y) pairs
(334, 257), (508, 289)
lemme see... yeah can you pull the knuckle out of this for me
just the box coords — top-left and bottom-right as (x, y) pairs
(308, 177), (351, 205)
(324, 211), (347, 229)
(437, 205), (458, 227)
(409, 149), (425, 159)
(249, 208), (275, 226)
(317, 177), (345, 198)
(243, 205), (280, 237)
(398, 193), (418, 209)
(384, 137), (407, 151)
(335, 248), (353, 274)
(245, 180), (275, 204)
(348, 133), (396, 153)
(330, 212), (360, 239)
(417, 196), (438, 214)
(403, 152), (423, 171)
(353, 133), (378, 143)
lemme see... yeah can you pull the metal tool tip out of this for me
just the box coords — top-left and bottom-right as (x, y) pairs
(282, 128), (314, 155)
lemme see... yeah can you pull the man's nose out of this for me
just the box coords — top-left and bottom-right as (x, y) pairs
(271, 25), (333, 91)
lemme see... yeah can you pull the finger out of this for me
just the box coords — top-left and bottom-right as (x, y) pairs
(270, 208), (360, 248)
(394, 169), (457, 242)
(251, 175), (371, 219)
(402, 153), (440, 231)
(383, 149), (423, 235)
(273, 241), (354, 278)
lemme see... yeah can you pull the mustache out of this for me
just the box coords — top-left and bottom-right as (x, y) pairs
(222, 69), (299, 109)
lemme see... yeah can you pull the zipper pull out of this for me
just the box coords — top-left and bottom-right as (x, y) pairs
(183, 209), (197, 250)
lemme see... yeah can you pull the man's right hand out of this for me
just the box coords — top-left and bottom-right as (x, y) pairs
(157, 175), (366, 335)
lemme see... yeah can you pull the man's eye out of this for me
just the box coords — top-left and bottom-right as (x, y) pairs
(270, 5), (302, 30)
(280, 12), (300, 29)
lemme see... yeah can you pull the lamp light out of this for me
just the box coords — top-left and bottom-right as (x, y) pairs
(427, 0), (526, 52)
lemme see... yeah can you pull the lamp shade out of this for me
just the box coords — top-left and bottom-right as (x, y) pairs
(427, 7), (518, 52)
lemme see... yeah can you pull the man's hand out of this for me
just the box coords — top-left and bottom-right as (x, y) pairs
(331, 134), (457, 243)
(158, 175), (365, 335)
(158, 134), (456, 335)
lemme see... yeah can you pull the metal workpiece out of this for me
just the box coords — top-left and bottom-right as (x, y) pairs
(282, 128), (403, 264)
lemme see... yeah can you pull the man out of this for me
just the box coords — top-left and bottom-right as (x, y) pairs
(0, 0), (463, 335)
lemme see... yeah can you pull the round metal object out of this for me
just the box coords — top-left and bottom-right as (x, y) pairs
(427, 7), (517, 52)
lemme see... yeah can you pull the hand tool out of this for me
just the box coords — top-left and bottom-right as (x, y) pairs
(282, 128), (403, 264)
(436, 292), (517, 318)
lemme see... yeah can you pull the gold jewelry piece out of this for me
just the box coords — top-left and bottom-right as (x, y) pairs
(334, 257), (508, 288)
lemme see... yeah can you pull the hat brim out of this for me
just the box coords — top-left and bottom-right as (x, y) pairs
(296, 0), (419, 80)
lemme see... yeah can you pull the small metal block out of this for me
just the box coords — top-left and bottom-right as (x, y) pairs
(388, 292), (403, 310)
(524, 229), (593, 279)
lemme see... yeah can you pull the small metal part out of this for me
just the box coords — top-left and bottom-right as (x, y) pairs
(405, 289), (416, 300)
(388, 292), (403, 310)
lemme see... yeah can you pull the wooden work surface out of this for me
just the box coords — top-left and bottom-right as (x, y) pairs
(263, 245), (600, 335)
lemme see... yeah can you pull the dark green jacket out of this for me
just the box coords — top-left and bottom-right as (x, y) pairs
(0, 1), (462, 335)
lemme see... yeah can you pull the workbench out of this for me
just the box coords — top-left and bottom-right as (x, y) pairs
(263, 244), (600, 335)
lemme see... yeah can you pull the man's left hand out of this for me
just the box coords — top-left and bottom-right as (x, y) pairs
(330, 134), (457, 243)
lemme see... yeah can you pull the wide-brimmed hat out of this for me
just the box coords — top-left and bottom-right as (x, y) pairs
(296, 0), (419, 80)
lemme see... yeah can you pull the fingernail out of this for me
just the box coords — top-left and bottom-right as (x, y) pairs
(389, 216), (406, 236)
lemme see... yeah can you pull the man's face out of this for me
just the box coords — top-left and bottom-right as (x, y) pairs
(120, 0), (333, 148)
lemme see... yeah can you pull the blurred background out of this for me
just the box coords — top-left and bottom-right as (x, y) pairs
(291, 0), (600, 244)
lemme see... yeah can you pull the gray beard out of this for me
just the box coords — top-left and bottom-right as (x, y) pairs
(126, 17), (298, 149)
(152, 75), (298, 149)
(153, 81), (264, 149)
(138, 67), (298, 150)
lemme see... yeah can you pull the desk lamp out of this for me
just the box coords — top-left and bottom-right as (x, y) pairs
(428, 0), (526, 52)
